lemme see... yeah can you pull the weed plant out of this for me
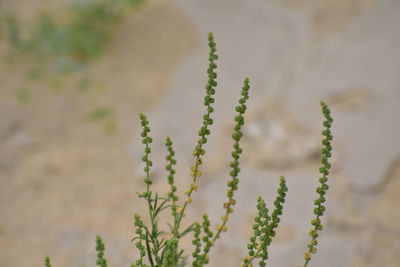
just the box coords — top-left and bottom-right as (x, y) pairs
(44, 33), (333, 267)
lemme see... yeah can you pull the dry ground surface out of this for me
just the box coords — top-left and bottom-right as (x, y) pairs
(0, 0), (399, 266)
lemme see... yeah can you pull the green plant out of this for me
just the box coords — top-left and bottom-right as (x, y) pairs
(44, 33), (333, 267)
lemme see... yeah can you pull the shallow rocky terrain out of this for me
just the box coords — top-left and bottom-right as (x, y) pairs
(0, 0), (399, 266)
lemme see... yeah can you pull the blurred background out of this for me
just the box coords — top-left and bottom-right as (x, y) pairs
(0, 0), (399, 266)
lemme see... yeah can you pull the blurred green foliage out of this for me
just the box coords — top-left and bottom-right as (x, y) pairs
(4, 14), (21, 48)
(16, 88), (31, 104)
(86, 106), (117, 133)
(2, 0), (144, 133)
(5, 0), (143, 66)
(77, 76), (92, 92)
(86, 106), (114, 121)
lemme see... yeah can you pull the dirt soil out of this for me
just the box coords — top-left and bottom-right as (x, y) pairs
(1, 0), (400, 266)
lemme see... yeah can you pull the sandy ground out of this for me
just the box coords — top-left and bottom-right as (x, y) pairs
(0, 0), (399, 266)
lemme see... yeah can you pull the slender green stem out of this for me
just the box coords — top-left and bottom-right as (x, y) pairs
(165, 137), (179, 237)
(212, 77), (250, 243)
(173, 32), (218, 238)
(301, 102), (333, 266)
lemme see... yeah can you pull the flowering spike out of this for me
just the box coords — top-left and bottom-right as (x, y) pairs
(174, 32), (219, 237)
(165, 137), (179, 223)
(162, 238), (179, 267)
(132, 214), (147, 266)
(192, 223), (203, 267)
(302, 102), (333, 267)
(95, 236), (108, 267)
(139, 113), (153, 187)
(213, 77), (250, 243)
(241, 177), (287, 267)
(44, 256), (52, 267)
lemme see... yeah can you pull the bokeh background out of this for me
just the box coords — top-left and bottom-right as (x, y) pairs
(0, 0), (399, 266)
